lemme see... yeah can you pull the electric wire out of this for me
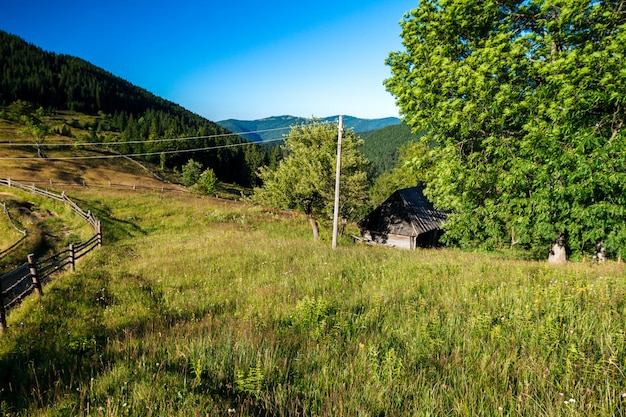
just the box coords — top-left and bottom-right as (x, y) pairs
(0, 137), (287, 161)
(0, 119), (340, 160)
(0, 125), (293, 147)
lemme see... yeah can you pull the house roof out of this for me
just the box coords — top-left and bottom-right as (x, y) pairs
(358, 185), (447, 237)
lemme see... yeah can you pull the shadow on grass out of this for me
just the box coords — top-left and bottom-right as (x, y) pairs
(0, 264), (171, 413)
(0, 197), (151, 414)
(69, 195), (146, 244)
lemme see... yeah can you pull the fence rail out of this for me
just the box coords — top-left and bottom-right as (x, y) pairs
(0, 178), (102, 332)
(1, 178), (186, 194)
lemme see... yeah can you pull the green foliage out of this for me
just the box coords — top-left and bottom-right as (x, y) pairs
(234, 360), (265, 397)
(191, 168), (218, 195)
(369, 141), (432, 206)
(385, 0), (626, 258)
(253, 119), (370, 240)
(181, 159), (202, 187)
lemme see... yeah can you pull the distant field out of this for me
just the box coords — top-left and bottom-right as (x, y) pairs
(0, 187), (624, 416)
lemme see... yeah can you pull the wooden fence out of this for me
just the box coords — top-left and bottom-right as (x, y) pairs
(0, 178), (102, 332)
(4, 178), (187, 194)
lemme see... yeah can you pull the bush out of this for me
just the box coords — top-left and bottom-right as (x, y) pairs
(182, 159), (202, 187)
(192, 168), (218, 195)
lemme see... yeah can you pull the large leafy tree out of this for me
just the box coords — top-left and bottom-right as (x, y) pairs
(385, 0), (626, 259)
(253, 119), (370, 241)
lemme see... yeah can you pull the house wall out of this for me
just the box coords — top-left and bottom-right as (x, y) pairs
(362, 231), (415, 249)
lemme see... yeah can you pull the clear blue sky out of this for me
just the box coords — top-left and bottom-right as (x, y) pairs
(1, 1), (415, 121)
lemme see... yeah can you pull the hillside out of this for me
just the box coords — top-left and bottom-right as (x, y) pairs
(0, 31), (277, 188)
(217, 115), (400, 143)
(0, 31), (207, 124)
(0, 114), (187, 191)
(360, 123), (425, 177)
(1, 30), (406, 187)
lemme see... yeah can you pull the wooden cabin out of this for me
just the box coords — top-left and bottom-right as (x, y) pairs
(357, 185), (447, 249)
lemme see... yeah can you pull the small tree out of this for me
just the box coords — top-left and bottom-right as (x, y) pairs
(21, 115), (49, 158)
(253, 119), (370, 241)
(192, 168), (218, 195)
(182, 159), (202, 187)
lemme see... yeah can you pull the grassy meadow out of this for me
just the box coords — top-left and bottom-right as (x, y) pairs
(0, 188), (625, 416)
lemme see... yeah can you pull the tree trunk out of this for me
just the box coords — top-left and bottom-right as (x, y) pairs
(308, 214), (320, 241)
(548, 233), (567, 264)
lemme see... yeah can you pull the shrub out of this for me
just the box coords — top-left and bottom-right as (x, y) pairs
(192, 168), (218, 195)
(181, 159), (202, 187)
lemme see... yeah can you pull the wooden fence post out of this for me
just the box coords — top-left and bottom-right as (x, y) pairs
(27, 254), (43, 296)
(69, 243), (75, 272)
(97, 221), (102, 247)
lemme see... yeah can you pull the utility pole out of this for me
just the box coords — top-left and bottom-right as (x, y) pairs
(332, 115), (343, 249)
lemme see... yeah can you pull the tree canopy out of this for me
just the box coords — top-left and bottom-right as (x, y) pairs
(385, 0), (626, 259)
(252, 119), (370, 241)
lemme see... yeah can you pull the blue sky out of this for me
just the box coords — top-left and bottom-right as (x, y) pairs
(1, 1), (416, 121)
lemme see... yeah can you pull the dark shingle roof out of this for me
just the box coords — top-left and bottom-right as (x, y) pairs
(396, 186), (447, 235)
(358, 185), (447, 236)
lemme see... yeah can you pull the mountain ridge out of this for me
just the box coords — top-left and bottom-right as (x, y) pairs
(217, 115), (401, 142)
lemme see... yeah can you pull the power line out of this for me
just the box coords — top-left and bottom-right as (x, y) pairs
(0, 137), (287, 161)
(0, 120), (339, 161)
(0, 125), (293, 147)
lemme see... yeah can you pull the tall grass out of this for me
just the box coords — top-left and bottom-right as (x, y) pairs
(0, 190), (625, 416)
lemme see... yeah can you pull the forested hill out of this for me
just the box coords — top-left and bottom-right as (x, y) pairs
(0, 30), (204, 124)
(360, 123), (424, 178)
(218, 115), (400, 142)
(0, 30), (279, 187)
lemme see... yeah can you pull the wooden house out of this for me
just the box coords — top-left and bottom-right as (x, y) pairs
(357, 185), (447, 249)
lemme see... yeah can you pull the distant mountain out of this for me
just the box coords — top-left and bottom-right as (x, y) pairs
(217, 115), (401, 143)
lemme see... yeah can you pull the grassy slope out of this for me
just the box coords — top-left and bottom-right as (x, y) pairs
(0, 114), (184, 191)
(1, 110), (625, 416)
(0, 186), (625, 416)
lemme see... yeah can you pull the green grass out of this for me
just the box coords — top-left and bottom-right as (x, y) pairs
(0, 190), (95, 271)
(1, 189), (625, 416)
(0, 202), (24, 252)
